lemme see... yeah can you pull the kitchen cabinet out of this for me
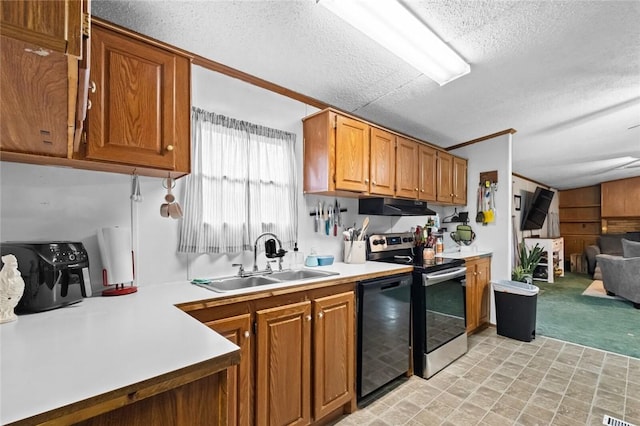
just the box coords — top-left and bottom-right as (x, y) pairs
(205, 314), (252, 426)
(256, 301), (312, 426)
(82, 19), (191, 174)
(465, 255), (491, 334)
(0, 0), (88, 160)
(418, 144), (437, 201)
(395, 137), (419, 199)
(0, 0), (84, 57)
(183, 283), (357, 426)
(303, 109), (370, 195)
(312, 292), (355, 420)
(436, 151), (467, 205)
(601, 176), (640, 218)
(369, 127), (396, 196)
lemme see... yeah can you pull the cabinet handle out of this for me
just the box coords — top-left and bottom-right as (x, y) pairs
(318, 311), (324, 319)
(372, 181), (376, 186)
(89, 80), (96, 93)
(421, 189), (424, 192)
(364, 178), (369, 184)
(450, 193), (454, 197)
(474, 272), (477, 276)
(305, 315), (312, 321)
(166, 145), (174, 152)
(244, 330), (250, 339)
(415, 187), (418, 191)
(87, 99), (92, 110)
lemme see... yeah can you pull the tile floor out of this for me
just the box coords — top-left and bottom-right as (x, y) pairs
(336, 328), (640, 426)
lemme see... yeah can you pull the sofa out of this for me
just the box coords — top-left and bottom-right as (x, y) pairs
(585, 232), (640, 279)
(596, 239), (640, 308)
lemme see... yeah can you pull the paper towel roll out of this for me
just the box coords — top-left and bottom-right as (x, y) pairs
(97, 227), (134, 285)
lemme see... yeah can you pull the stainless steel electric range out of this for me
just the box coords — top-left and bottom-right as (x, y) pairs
(365, 232), (468, 380)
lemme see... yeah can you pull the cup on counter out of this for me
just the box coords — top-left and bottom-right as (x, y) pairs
(344, 241), (366, 264)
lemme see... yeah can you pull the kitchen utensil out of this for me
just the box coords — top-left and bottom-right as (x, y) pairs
(333, 199), (339, 236)
(161, 177), (183, 219)
(314, 205), (319, 232)
(359, 216), (370, 240)
(476, 186), (485, 223)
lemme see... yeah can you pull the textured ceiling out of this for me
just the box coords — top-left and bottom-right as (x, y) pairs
(93, 0), (640, 190)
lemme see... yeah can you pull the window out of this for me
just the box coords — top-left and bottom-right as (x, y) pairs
(179, 108), (298, 253)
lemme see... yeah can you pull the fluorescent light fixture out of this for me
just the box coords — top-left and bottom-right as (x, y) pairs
(319, 0), (470, 85)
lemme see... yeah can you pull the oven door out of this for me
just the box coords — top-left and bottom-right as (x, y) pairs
(423, 266), (467, 353)
(413, 266), (468, 378)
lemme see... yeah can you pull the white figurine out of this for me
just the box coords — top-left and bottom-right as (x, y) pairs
(0, 254), (25, 324)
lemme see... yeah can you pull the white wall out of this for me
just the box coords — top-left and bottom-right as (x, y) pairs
(451, 134), (513, 324)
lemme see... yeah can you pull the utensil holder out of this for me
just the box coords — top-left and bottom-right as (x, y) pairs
(344, 241), (366, 264)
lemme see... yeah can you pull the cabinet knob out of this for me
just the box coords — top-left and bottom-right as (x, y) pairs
(415, 187), (418, 191)
(372, 181), (376, 186)
(450, 193), (454, 197)
(305, 315), (312, 321)
(87, 99), (92, 110)
(364, 178), (369, 184)
(89, 80), (96, 93)
(318, 311), (324, 319)
(421, 189), (424, 192)
(166, 145), (174, 152)
(474, 272), (477, 276)
(244, 330), (250, 339)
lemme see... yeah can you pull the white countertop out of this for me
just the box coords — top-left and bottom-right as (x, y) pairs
(0, 261), (410, 424)
(436, 249), (493, 259)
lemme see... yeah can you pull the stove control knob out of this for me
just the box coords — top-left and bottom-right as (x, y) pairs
(372, 239), (386, 245)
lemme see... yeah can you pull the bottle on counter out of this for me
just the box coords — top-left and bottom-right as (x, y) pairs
(436, 238), (444, 254)
(290, 242), (304, 270)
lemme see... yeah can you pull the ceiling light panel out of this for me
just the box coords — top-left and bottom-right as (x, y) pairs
(320, 0), (470, 85)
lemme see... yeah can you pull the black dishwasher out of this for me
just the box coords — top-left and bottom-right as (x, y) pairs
(356, 273), (412, 401)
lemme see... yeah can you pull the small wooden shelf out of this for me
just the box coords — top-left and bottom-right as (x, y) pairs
(525, 237), (564, 284)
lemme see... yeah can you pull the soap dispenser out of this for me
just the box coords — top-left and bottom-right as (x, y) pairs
(290, 242), (304, 270)
(305, 248), (318, 267)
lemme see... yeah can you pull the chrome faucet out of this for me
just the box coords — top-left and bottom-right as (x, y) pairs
(253, 232), (286, 272)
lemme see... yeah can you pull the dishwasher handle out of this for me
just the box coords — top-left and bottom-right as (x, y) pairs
(358, 274), (412, 292)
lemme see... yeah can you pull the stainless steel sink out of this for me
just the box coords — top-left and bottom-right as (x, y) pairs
(270, 269), (339, 281)
(193, 269), (339, 292)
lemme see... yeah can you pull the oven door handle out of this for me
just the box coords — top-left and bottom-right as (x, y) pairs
(423, 267), (467, 286)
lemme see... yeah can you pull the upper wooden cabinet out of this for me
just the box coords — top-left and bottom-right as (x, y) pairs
(601, 176), (640, 218)
(0, 0), (84, 57)
(303, 110), (369, 195)
(395, 137), (419, 199)
(437, 151), (467, 205)
(81, 20), (191, 174)
(418, 144), (437, 201)
(453, 156), (468, 205)
(369, 127), (396, 196)
(0, 35), (71, 158)
(303, 108), (467, 205)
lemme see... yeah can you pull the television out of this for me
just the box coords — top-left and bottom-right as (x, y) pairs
(521, 187), (554, 231)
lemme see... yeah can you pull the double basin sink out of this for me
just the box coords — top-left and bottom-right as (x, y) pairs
(193, 269), (339, 292)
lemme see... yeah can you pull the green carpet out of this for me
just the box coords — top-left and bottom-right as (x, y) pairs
(535, 272), (639, 359)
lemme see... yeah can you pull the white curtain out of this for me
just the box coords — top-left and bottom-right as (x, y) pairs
(179, 108), (298, 253)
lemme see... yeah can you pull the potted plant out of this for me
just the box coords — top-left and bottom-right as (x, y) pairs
(512, 242), (544, 284)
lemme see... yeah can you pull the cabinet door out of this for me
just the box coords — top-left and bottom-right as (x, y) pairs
(437, 151), (453, 203)
(476, 258), (491, 326)
(395, 137), (419, 199)
(205, 314), (252, 426)
(418, 145), (437, 201)
(256, 302), (311, 426)
(87, 22), (190, 171)
(369, 127), (395, 196)
(313, 292), (354, 421)
(602, 177), (640, 217)
(0, 0), (82, 57)
(0, 35), (69, 157)
(335, 115), (370, 192)
(453, 156), (467, 205)
(465, 263), (478, 333)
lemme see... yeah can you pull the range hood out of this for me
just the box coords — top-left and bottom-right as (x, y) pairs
(358, 198), (436, 216)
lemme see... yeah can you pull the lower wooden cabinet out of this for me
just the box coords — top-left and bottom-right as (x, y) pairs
(184, 285), (356, 426)
(465, 256), (491, 334)
(256, 301), (312, 426)
(205, 314), (252, 426)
